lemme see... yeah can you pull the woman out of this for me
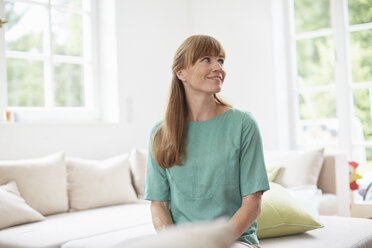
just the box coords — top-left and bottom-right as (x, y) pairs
(143, 35), (269, 248)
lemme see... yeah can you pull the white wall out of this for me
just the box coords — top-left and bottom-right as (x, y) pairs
(0, 0), (291, 160)
(187, 0), (290, 151)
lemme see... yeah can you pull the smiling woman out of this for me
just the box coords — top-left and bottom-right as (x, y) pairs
(176, 55), (225, 97)
(143, 35), (270, 247)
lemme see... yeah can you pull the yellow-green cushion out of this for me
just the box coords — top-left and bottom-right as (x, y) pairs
(257, 182), (323, 239)
(266, 166), (281, 182)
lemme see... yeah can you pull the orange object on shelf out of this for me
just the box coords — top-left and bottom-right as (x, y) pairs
(4, 110), (11, 123)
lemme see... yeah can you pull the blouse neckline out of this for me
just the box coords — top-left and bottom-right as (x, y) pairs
(187, 108), (233, 124)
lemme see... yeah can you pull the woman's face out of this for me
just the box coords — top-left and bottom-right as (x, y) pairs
(177, 55), (226, 95)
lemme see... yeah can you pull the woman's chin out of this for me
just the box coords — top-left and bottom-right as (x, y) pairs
(212, 86), (222, 93)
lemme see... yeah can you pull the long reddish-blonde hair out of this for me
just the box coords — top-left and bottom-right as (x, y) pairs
(152, 35), (231, 168)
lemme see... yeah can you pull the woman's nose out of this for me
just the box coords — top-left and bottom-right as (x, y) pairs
(212, 61), (223, 71)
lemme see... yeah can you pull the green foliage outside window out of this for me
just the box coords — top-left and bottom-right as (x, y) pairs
(354, 89), (372, 141)
(299, 92), (337, 120)
(52, 0), (82, 9)
(7, 58), (44, 106)
(350, 30), (372, 83)
(55, 63), (84, 106)
(52, 9), (83, 56)
(294, 0), (331, 33)
(350, 29), (372, 142)
(297, 36), (335, 88)
(348, 0), (372, 25)
(5, 2), (44, 53)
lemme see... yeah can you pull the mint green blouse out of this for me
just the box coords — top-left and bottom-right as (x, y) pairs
(143, 108), (270, 244)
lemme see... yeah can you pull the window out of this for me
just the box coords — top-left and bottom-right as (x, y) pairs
(0, 0), (97, 122)
(290, 0), (338, 149)
(348, 0), (372, 175)
(288, 0), (372, 201)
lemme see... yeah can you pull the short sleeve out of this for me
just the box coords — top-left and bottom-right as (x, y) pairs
(239, 113), (270, 196)
(143, 122), (171, 201)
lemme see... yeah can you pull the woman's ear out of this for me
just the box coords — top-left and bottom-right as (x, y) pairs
(176, 69), (186, 82)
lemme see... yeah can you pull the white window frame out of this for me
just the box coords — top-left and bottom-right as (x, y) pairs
(0, 0), (99, 123)
(286, 0), (372, 161)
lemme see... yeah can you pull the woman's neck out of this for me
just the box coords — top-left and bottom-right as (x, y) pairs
(185, 94), (225, 122)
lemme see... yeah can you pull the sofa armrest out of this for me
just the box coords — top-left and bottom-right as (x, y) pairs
(317, 152), (350, 216)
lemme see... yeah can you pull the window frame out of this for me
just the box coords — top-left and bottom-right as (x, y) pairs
(0, 0), (100, 123)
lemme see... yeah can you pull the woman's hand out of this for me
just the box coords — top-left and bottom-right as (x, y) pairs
(228, 191), (262, 240)
(150, 201), (173, 232)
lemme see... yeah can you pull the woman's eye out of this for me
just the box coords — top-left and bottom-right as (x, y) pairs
(218, 59), (224, 65)
(202, 57), (210, 62)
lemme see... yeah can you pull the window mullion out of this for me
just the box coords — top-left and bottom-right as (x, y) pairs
(351, 82), (372, 89)
(83, 11), (92, 109)
(295, 28), (333, 40)
(348, 22), (372, 32)
(331, 0), (353, 157)
(44, 0), (54, 108)
(286, 0), (301, 149)
(0, 0), (7, 121)
(90, 0), (99, 116)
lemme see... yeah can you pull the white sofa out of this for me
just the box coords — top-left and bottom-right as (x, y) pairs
(0, 150), (371, 248)
(260, 151), (372, 248)
(264, 150), (351, 217)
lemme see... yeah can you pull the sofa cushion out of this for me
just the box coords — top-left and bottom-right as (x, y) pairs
(61, 223), (156, 248)
(67, 154), (137, 210)
(0, 203), (152, 248)
(0, 181), (45, 230)
(257, 182), (323, 239)
(0, 152), (68, 216)
(264, 148), (324, 187)
(129, 148), (148, 197)
(115, 219), (234, 248)
(318, 193), (338, 215)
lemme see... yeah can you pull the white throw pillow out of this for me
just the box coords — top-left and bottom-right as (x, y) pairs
(286, 185), (323, 219)
(0, 181), (45, 230)
(0, 152), (68, 216)
(264, 148), (324, 187)
(67, 154), (137, 210)
(129, 148), (148, 197)
(114, 219), (234, 248)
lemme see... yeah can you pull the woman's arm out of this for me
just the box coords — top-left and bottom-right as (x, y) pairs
(150, 201), (173, 232)
(228, 191), (262, 241)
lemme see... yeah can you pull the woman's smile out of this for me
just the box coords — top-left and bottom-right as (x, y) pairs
(206, 74), (223, 83)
